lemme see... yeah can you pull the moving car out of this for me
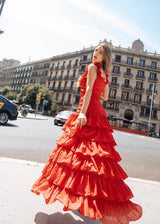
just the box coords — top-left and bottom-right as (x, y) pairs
(0, 95), (18, 124)
(54, 110), (74, 126)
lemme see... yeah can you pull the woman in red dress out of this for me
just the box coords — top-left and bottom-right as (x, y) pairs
(31, 43), (142, 223)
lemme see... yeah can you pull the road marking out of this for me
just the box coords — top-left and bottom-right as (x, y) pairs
(139, 136), (160, 143)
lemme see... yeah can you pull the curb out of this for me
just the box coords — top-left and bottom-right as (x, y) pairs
(1, 157), (160, 186)
(18, 115), (48, 120)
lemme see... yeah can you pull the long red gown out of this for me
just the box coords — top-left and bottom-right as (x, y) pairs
(31, 62), (142, 223)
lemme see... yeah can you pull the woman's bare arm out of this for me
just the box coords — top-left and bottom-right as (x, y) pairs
(77, 64), (97, 128)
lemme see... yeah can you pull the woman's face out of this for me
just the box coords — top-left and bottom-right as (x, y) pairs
(92, 46), (104, 64)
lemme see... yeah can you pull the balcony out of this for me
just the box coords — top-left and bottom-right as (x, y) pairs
(112, 70), (121, 75)
(61, 65), (65, 69)
(78, 68), (85, 74)
(70, 73), (76, 79)
(73, 63), (78, 68)
(121, 84), (133, 90)
(50, 66), (54, 70)
(136, 75), (145, 80)
(148, 77), (158, 82)
(67, 64), (72, 69)
(146, 89), (157, 94)
(57, 76), (63, 80)
(109, 82), (119, 87)
(123, 72), (133, 77)
(64, 75), (69, 80)
(80, 58), (92, 64)
(55, 66), (59, 70)
(134, 86), (145, 92)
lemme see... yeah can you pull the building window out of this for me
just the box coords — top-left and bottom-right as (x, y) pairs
(113, 66), (120, 74)
(124, 79), (130, 87)
(137, 70), (144, 77)
(115, 55), (121, 63)
(127, 57), (133, 65)
(58, 81), (61, 88)
(149, 83), (155, 91)
(62, 93), (65, 103)
(149, 72), (156, 80)
(151, 61), (157, 69)
(75, 59), (78, 65)
(126, 68), (131, 74)
(68, 94), (71, 103)
(69, 60), (72, 66)
(83, 55), (87, 61)
(111, 77), (117, 84)
(147, 96), (151, 104)
(56, 93), (59, 101)
(139, 59), (145, 67)
(121, 91), (129, 100)
(136, 81), (143, 89)
(109, 89), (117, 98)
(70, 81), (74, 88)
(134, 94), (141, 103)
(64, 81), (67, 89)
(61, 71), (64, 76)
(53, 82), (56, 88)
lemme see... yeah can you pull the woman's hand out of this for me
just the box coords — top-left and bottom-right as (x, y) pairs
(77, 113), (87, 129)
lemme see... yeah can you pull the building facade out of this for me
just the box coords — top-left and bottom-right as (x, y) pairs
(0, 39), (160, 134)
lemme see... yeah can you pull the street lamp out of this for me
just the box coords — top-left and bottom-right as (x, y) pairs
(148, 84), (156, 135)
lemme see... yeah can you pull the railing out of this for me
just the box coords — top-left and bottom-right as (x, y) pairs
(112, 59), (160, 71)
(134, 87), (145, 92)
(136, 75), (145, 80)
(121, 84), (133, 89)
(148, 77), (158, 82)
(123, 72), (133, 77)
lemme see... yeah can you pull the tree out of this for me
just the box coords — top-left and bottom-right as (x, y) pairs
(18, 83), (53, 110)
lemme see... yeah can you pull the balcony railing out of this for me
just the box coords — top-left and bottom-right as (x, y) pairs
(136, 75), (145, 80)
(123, 72), (133, 77)
(134, 86), (145, 92)
(148, 77), (158, 82)
(109, 82), (119, 87)
(146, 89), (157, 94)
(121, 84), (133, 89)
(112, 70), (121, 75)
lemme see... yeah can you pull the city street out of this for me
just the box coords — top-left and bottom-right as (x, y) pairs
(0, 116), (160, 181)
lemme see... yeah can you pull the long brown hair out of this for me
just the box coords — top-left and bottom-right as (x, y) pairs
(96, 43), (112, 74)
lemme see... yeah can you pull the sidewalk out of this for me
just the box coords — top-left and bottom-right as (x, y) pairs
(18, 112), (49, 120)
(0, 157), (160, 224)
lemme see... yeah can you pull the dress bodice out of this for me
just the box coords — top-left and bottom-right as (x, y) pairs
(79, 62), (109, 99)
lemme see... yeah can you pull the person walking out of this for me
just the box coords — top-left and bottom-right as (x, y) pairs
(31, 43), (142, 224)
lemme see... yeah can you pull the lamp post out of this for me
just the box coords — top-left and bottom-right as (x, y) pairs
(148, 84), (156, 135)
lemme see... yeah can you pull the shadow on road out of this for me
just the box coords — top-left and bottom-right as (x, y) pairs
(0, 123), (19, 127)
(34, 212), (85, 224)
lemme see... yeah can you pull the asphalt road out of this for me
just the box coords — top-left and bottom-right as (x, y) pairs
(0, 116), (160, 181)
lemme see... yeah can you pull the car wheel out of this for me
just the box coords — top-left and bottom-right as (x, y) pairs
(0, 111), (9, 124)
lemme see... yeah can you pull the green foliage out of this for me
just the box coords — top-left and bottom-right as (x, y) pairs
(18, 83), (53, 110)
(0, 87), (17, 100)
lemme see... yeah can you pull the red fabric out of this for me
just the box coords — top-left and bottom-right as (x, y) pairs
(31, 62), (142, 223)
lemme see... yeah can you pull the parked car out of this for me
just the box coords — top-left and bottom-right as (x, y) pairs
(54, 110), (74, 126)
(0, 95), (18, 124)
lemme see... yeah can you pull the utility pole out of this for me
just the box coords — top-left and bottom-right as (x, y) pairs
(148, 84), (156, 135)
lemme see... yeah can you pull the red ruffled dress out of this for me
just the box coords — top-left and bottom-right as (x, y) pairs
(31, 62), (142, 223)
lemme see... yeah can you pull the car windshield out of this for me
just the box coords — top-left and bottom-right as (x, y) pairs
(59, 111), (73, 116)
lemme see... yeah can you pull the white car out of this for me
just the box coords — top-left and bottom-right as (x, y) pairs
(54, 110), (74, 126)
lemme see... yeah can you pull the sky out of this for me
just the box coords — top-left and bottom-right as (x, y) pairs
(0, 0), (159, 63)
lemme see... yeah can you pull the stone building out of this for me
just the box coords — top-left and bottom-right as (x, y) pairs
(0, 39), (160, 134)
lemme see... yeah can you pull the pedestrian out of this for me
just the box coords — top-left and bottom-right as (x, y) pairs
(31, 43), (142, 223)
